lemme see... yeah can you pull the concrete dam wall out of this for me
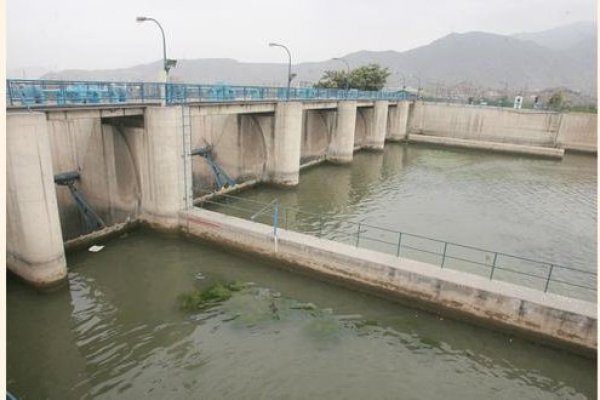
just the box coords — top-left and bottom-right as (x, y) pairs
(6, 100), (597, 353)
(6, 100), (597, 287)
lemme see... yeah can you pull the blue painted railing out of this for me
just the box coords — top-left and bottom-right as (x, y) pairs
(6, 79), (416, 108)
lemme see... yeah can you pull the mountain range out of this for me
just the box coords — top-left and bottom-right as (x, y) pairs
(31, 21), (598, 97)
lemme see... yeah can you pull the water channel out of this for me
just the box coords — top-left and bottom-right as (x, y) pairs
(205, 143), (597, 300)
(7, 144), (597, 399)
(7, 229), (597, 399)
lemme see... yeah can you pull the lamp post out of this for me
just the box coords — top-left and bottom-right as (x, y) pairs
(333, 57), (350, 92)
(269, 42), (292, 100)
(397, 71), (406, 91)
(137, 16), (176, 104)
(413, 76), (422, 99)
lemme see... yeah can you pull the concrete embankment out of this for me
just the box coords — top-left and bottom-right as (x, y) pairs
(180, 207), (597, 355)
(408, 134), (565, 158)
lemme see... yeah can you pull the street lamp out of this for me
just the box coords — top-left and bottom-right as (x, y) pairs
(413, 76), (422, 99)
(269, 42), (293, 100)
(397, 71), (406, 91)
(136, 16), (177, 83)
(333, 57), (350, 91)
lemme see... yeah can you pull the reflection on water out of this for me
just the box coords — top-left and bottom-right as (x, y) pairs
(209, 144), (596, 300)
(7, 230), (596, 399)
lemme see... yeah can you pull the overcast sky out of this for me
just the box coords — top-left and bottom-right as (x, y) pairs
(7, 0), (596, 72)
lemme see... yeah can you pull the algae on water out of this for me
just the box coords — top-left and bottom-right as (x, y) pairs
(178, 281), (250, 311)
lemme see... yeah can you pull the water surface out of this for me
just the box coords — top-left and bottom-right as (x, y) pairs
(7, 229), (596, 399)
(208, 144), (596, 299)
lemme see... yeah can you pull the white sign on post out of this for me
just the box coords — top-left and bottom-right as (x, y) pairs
(514, 96), (523, 109)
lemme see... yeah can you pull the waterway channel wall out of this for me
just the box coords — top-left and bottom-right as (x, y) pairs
(180, 207), (597, 355)
(408, 102), (597, 153)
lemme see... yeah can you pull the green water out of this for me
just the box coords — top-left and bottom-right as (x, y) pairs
(8, 144), (597, 399)
(7, 230), (597, 399)
(207, 144), (597, 300)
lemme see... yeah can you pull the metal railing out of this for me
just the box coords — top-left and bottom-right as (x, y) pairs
(196, 192), (597, 302)
(6, 79), (417, 108)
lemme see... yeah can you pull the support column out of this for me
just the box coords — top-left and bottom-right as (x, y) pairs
(140, 106), (189, 229)
(327, 101), (357, 164)
(7, 112), (67, 287)
(388, 101), (410, 141)
(268, 102), (303, 186)
(364, 100), (389, 150)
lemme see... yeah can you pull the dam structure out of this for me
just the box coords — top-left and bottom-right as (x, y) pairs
(6, 79), (597, 354)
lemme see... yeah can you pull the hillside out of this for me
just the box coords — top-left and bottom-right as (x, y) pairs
(39, 21), (597, 97)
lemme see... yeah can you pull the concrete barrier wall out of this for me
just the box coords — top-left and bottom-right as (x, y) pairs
(556, 112), (598, 152)
(408, 102), (597, 153)
(46, 111), (141, 240)
(409, 102), (560, 146)
(180, 208), (597, 354)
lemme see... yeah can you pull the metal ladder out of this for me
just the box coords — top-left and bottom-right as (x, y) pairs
(181, 106), (193, 209)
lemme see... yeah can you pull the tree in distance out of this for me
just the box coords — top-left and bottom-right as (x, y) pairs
(547, 90), (565, 111)
(314, 63), (391, 91)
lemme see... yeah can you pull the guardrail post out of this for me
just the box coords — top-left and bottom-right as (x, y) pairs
(396, 232), (402, 257)
(8, 81), (13, 106)
(273, 200), (279, 252)
(318, 216), (323, 237)
(441, 242), (448, 268)
(489, 252), (498, 280)
(544, 264), (554, 293)
(355, 223), (361, 247)
(273, 200), (278, 233)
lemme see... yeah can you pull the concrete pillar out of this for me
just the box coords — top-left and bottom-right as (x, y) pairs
(364, 100), (389, 150)
(140, 106), (190, 228)
(327, 101), (357, 164)
(268, 102), (303, 186)
(7, 112), (67, 287)
(388, 101), (410, 141)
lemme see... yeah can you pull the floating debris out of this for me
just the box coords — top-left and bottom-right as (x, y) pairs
(195, 273), (205, 280)
(88, 245), (104, 253)
(290, 302), (317, 311)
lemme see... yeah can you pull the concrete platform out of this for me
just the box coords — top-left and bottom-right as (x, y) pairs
(408, 134), (565, 158)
